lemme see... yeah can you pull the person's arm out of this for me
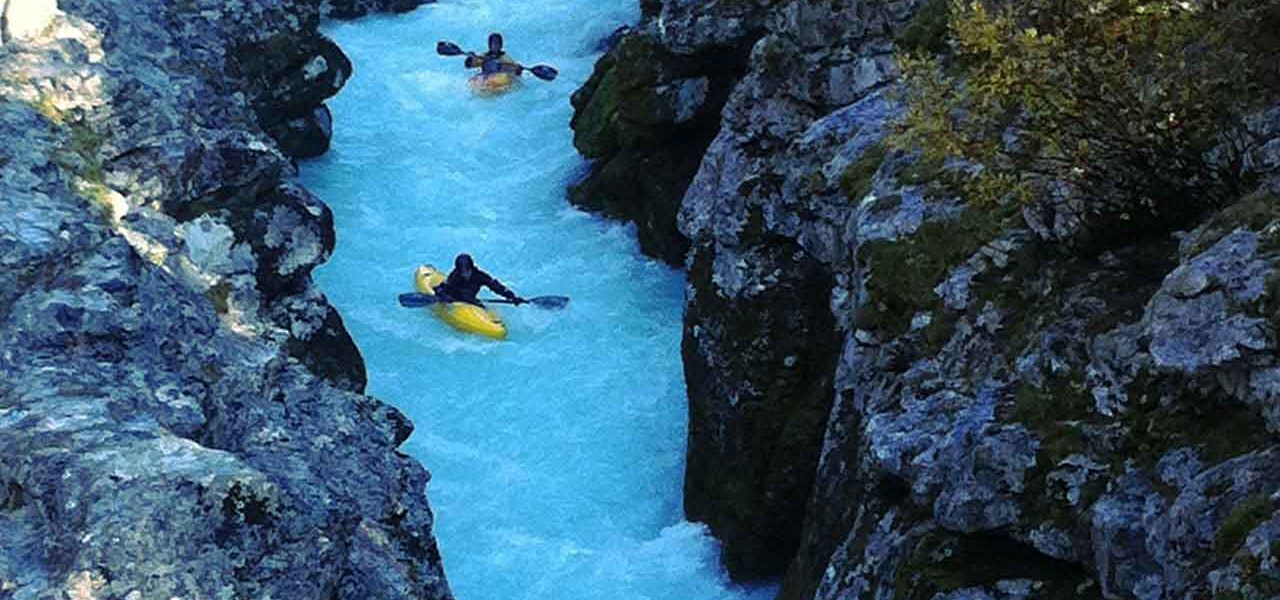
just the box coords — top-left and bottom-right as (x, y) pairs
(465, 55), (482, 69)
(479, 272), (524, 303)
(431, 277), (452, 301)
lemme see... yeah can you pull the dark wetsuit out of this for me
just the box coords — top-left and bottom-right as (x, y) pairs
(466, 51), (521, 76)
(436, 267), (519, 306)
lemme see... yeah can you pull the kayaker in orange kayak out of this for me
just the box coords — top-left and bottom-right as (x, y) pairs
(435, 35), (560, 92)
(463, 33), (521, 77)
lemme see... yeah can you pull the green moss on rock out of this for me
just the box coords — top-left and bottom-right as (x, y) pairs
(682, 237), (842, 579)
(571, 34), (665, 159)
(1120, 382), (1273, 474)
(857, 205), (1007, 338)
(1186, 191), (1280, 256)
(1013, 377), (1092, 462)
(1216, 494), (1274, 557)
(970, 237), (1175, 362)
(1009, 374), (1104, 530)
(839, 143), (887, 202)
(206, 281), (233, 315)
(895, 531), (1098, 600)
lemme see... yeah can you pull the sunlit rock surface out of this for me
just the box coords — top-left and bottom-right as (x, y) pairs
(1, 0), (59, 44)
(0, 1), (450, 598)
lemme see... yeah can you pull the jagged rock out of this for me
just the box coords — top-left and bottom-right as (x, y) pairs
(568, 18), (758, 265)
(1245, 105), (1280, 179)
(0, 0), (447, 597)
(665, 0), (923, 582)
(654, 0), (778, 55)
(272, 103), (334, 158)
(1143, 231), (1273, 373)
(232, 27), (352, 159)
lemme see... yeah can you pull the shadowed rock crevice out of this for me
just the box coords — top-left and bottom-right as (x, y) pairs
(893, 530), (1098, 599)
(682, 229), (842, 579)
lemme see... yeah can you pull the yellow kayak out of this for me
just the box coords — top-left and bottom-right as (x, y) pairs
(414, 265), (508, 340)
(469, 72), (521, 96)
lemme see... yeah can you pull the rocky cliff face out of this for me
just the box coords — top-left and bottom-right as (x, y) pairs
(572, 1), (1280, 599)
(568, 1), (770, 265)
(0, 1), (451, 598)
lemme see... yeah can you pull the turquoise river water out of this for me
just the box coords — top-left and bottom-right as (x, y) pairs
(299, 2), (777, 599)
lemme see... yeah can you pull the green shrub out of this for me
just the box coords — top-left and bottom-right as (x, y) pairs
(892, 0), (1280, 224)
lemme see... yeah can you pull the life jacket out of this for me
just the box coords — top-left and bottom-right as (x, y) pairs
(467, 52), (519, 76)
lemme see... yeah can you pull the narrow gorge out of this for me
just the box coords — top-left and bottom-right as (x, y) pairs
(3, 0), (1279, 599)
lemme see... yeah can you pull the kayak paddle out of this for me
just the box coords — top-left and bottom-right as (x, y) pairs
(524, 65), (559, 81)
(398, 292), (570, 310)
(399, 292), (443, 307)
(435, 40), (559, 81)
(436, 41), (466, 56)
(483, 296), (570, 309)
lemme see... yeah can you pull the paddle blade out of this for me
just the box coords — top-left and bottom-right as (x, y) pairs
(528, 295), (569, 309)
(436, 41), (465, 56)
(399, 292), (440, 307)
(529, 65), (559, 81)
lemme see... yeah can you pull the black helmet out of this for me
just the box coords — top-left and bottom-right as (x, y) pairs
(455, 253), (475, 271)
(488, 33), (504, 54)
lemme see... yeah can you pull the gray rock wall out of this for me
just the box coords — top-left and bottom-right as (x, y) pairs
(573, 0), (1280, 598)
(0, 1), (452, 598)
(567, 0), (775, 265)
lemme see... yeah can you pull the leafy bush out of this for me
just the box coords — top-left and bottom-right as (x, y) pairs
(892, 0), (1280, 225)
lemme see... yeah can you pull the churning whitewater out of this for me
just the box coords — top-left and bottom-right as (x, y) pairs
(299, 2), (776, 599)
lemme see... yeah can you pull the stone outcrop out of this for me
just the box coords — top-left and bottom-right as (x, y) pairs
(0, 1), (451, 598)
(568, 0), (775, 265)
(233, 29), (352, 159)
(573, 0), (1280, 598)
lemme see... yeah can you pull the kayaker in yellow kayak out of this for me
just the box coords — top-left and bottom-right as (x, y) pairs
(398, 259), (570, 339)
(434, 253), (527, 307)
